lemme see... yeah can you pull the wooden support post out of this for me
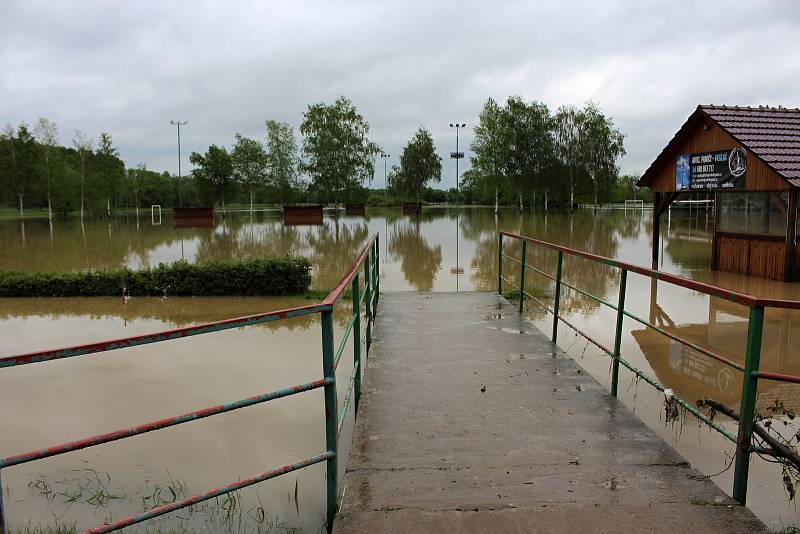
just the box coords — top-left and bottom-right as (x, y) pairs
(652, 192), (661, 270)
(786, 189), (798, 282)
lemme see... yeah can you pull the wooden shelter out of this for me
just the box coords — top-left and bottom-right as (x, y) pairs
(173, 207), (214, 228)
(402, 202), (422, 215)
(345, 203), (366, 215)
(283, 205), (323, 225)
(638, 105), (800, 281)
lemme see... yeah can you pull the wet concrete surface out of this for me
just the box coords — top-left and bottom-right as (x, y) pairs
(334, 292), (766, 533)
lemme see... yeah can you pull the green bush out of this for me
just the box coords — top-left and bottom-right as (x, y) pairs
(0, 257), (312, 297)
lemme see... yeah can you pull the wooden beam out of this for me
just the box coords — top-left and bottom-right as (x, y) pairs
(656, 191), (681, 218)
(785, 188), (798, 281)
(652, 192), (661, 269)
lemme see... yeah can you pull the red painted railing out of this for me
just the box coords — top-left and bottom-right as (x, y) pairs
(499, 230), (800, 506)
(0, 234), (380, 534)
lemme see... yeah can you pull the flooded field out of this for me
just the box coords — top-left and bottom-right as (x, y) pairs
(1, 207), (799, 531)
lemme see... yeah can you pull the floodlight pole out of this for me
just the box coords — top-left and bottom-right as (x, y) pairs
(170, 120), (188, 207)
(449, 123), (466, 208)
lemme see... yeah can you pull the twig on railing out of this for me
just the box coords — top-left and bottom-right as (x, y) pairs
(698, 398), (800, 471)
(698, 397), (800, 499)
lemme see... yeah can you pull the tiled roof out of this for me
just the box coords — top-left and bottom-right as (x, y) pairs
(638, 105), (800, 187)
(702, 105), (800, 180)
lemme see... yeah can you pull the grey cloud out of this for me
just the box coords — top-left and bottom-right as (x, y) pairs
(2, 0), (799, 188)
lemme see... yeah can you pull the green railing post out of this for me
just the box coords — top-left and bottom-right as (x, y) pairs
(372, 243), (378, 308)
(364, 258), (372, 352)
(498, 234), (504, 294)
(733, 305), (765, 505)
(519, 240), (527, 313)
(610, 269), (628, 398)
(321, 310), (338, 531)
(552, 251), (563, 342)
(0, 469), (6, 534)
(352, 274), (362, 413)
(374, 237), (380, 305)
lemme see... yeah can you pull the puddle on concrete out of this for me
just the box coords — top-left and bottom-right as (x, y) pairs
(600, 477), (626, 491)
(500, 327), (534, 335)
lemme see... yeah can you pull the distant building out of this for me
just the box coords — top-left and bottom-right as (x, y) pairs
(638, 105), (800, 281)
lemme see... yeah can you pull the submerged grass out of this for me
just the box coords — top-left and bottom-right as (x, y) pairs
(16, 468), (305, 534)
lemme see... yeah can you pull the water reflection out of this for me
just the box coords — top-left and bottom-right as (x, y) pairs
(3, 207), (800, 529)
(634, 291), (800, 410)
(389, 218), (442, 291)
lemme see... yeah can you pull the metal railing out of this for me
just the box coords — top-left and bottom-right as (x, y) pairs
(0, 234), (380, 533)
(498, 231), (800, 506)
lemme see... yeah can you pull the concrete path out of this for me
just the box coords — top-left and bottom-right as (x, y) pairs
(334, 292), (766, 533)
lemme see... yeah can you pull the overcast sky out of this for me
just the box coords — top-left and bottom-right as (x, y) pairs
(2, 0), (799, 189)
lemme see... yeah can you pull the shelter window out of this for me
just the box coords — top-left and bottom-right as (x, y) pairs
(717, 192), (788, 236)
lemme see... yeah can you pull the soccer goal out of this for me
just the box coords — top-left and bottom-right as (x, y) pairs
(624, 199), (644, 210)
(151, 204), (162, 225)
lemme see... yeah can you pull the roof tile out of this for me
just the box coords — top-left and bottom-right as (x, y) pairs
(638, 106), (800, 187)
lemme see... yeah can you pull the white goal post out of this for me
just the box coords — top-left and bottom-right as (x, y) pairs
(624, 199), (644, 209)
(151, 204), (162, 225)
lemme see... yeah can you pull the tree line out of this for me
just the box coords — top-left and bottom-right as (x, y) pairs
(465, 97), (631, 211)
(0, 95), (644, 219)
(0, 120), (185, 219)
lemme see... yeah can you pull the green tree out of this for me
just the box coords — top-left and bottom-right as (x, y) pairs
(97, 132), (123, 217)
(189, 144), (234, 211)
(265, 120), (302, 204)
(577, 102), (626, 206)
(503, 97), (554, 210)
(3, 123), (37, 218)
(0, 124), (19, 214)
(395, 127), (442, 202)
(554, 106), (582, 208)
(33, 118), (59, 220)
(470, 98), (510, 213)
(231, 134), (268, 214)
(71, 130), (93, 220)
(130, 162), (146, 217)
(300, 96), (380, 204)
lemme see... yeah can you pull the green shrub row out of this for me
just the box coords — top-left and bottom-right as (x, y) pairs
(0, 257), (312, 297)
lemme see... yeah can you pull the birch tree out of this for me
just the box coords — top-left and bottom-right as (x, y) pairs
(265, 120), (302, 203)
(97, 132), (121, 217)
(231, 133), (268, 213)
(470, 98), (509, 213)
(577, 102), (626, 207)
(300, 96), (380, 204)
(554, 106), (582, 208)
(72, 130), (93, 220)
(33, 118), (59, 220)
(395, 127), (442, 202)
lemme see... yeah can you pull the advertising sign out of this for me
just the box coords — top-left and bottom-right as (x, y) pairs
(675, 148), (747, 190)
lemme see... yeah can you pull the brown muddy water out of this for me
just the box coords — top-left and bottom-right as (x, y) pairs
(1, 207), (799, 532)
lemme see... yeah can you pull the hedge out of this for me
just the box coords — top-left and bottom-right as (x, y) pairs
(0, 257), (312, 297)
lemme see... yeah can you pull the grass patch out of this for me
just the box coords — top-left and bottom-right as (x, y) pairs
(502, 286), (552, 302)
(0, 257), (311, 297)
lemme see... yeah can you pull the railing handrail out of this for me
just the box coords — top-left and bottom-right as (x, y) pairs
(499, 231), (800, 310)
(499, 230), (800, 508)
(0, 233), (381, 534)
(0, 234), (380, 368)
(323, 233), (378, 306)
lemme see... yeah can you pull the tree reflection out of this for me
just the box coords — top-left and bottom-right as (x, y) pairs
(389, 219), (442, 290)
(468, 210), (624, 314)
(306, 219), (370, 290)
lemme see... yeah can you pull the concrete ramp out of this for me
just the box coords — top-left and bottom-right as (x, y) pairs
(334, 292), (765, 533)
